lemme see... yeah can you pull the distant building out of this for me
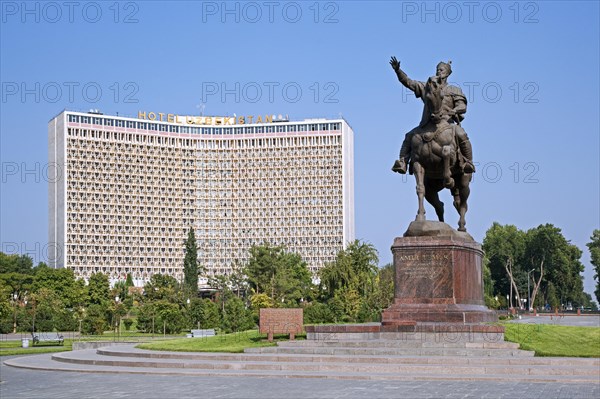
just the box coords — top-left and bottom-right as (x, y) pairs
(49, 110), (354, 286)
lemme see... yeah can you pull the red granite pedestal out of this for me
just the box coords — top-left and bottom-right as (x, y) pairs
(307, 222), (501, 338)
(381, 225), (498, 331)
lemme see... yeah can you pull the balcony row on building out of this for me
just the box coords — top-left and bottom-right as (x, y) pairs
(68, 138), (343, 157)
(66, 158), (342, 174)
(68, 128), (341, 154)
(66, 122), (342, 142)
(65, 197), (343, 210)
(65, 177), (342, 194)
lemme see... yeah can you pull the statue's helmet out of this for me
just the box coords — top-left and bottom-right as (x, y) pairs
(436, 61), (452, 76)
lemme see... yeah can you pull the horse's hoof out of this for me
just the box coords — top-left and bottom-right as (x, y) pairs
(415, 214), (426, 222)
(458, 226), (467, 232)
(444, 178), (455, 189)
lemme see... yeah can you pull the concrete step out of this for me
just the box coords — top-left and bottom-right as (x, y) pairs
(4, 345), (598, 383)
(244, 346), (535, 357)
(275, 340), (521, 349)
(5, 352), (599, 383)
(307, 330), (508, 342)
(48, 349), (599, 378)
(95, 346), (598, 368)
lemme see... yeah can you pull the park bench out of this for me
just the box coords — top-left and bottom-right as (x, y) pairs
(31, 332), (64, 346)
(190, 329), (215, 338)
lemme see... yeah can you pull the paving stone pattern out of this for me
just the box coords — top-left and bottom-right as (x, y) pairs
(1, 358), (599, 399)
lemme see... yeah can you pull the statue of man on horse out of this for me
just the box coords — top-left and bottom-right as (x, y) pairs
(390, 57), (475, 232)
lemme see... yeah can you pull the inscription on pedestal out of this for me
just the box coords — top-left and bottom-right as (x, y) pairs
(383, 233), (496, 324)
(395, 249), (453, 299)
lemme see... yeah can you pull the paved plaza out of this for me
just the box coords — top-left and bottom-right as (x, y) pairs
(1, 358), (599, 399)
(2, 316), (599, 398)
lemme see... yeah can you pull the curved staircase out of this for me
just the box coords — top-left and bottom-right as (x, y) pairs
(4, 337), (599, 383)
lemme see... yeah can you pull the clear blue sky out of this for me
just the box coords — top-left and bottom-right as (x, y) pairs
(1, 1), (599, 296)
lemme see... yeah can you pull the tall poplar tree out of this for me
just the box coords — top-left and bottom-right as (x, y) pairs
(183, 227), (199, 294)
(587, 230), (600, 304)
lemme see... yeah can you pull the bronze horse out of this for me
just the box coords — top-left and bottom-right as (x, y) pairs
(408, 76), (472, 232)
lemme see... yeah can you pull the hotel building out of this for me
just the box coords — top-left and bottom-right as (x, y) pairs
(49, 110), (354, 286)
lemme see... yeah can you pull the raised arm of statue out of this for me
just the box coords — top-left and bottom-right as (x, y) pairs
(390, 56), (424, 97)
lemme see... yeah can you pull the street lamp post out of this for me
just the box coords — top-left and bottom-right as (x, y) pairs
(114, 296), (120, 341)
(23, 298), (27, 331)
(186, 298), (191, 329)
(31, 297), (36, 334)
(11, 293), (18, 334)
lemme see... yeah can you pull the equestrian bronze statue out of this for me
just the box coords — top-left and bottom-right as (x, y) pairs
(390, 57), (475, 232)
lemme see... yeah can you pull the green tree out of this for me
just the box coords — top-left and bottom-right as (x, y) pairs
(525, 224), (585, 308)
(125, 273), (134, 287)
(86, 272), (110, 306)
(483, 222), (587, 310)
(249, 293), (275, 324)
(546, 281), (559, 310)
(137, 300), (186, 334)
(79, 273), (111, 333)
(143, 274), (180, 302)
(200, 299), (221, 329)
(580, 292), (597, 310)
(303, 302), (335, 324)
(0, 253), (34, 274)
(208, 273), (233, 310)
(29, 288), (70, 332)
(32, 265), (85, 309)
(154, 300), (186, 334)
(186, 297), (204, 329)
(587, 229), (600, 303)
(0, 260), (85, 332)
(221, 296), (253, 333)
(364, 263), (395, 318)
(113, 281), (128, 302)
(245, 244), (313, 306)
(482, 223), (527, 307)
(317, 240), (380, 322)
(82, 304), (109, 335)
(482, 257), (499, 308)
(183, 227), (200, 295)
(249, 293), (275, 312)
(0, 272), (33, 299)
(0, 300), (13, 334)
(228, 260), (248, 298)
(319, 240), (379, 299)
(0, 282), (30, 333)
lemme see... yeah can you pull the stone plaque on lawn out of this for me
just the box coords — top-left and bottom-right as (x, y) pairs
(259, 308), (303, 342)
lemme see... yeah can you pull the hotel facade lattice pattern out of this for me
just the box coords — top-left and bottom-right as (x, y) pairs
(49, 111), (354, 286)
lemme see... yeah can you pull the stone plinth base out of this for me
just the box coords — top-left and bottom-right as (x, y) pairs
(305, 323), (505, 342)
(382, 225), (497, 325)
(306, 223), (499, 343)
(382, 303), (497, 324)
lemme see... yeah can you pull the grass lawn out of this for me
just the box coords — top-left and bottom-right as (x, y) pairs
(139, 325), (599, 357)
(502, 323), (600, 357)
(137, 330), (304, 353)
(0, 331), (186, 357)
(0, 339), (73, 356)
